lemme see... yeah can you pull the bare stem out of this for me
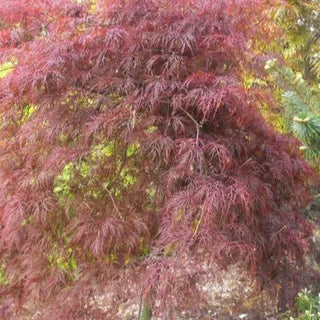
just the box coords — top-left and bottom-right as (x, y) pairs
(178, 106), (201, 144)
(193, 208), (205, 239)
(104, 186), (124, 221)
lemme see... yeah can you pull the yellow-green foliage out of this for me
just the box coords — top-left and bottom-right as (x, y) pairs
(0, 264), (9, 286)
(0, 61), (15, 78)
(48, 246), (79, 280)
(21, 104), (37, 123)
(54, 140), (140, 201)
(53, 162), (74, 200)
(272, 0), (320, 82)
(243, 72), (286, 133)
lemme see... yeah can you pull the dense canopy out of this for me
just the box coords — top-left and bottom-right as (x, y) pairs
(0, 0), (317, 319)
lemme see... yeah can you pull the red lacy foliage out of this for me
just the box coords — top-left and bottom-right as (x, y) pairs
(0, 0), (317, 318)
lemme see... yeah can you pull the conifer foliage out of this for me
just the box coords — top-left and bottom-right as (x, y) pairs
(265, 59), (320, 168)
(0, 0), (317, 318)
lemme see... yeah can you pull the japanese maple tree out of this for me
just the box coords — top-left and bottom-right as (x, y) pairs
(0, 0), (317, 319)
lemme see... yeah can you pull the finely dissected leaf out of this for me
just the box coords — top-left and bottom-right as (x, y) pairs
(0, 0), (317, 319)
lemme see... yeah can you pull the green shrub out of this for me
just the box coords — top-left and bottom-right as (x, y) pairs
(285, 289), (320, 320)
